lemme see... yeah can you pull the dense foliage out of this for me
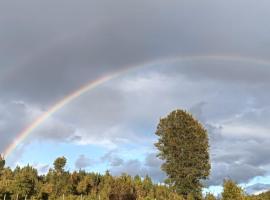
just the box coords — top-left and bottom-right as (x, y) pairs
(0, 160), (267, 200)
(0, 156), (186, 200)
(155, 110), (210, 198)
(221, 180), (246, 200)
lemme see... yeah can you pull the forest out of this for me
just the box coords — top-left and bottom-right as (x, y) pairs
(0, 156), (269, 200)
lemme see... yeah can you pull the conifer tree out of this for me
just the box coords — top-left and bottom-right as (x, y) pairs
(155, 109), (210, 198)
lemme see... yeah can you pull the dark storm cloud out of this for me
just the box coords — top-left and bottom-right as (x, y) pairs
(0, 100), (33, 152)
(170, 61), (270, 85)
(2, 0), (270, 104)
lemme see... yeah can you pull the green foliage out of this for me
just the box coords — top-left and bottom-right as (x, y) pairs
(54, 156), (67, 174)
(12, 165), (38, 199)
(221, 179), (246, 200)
(255, 190), (270, 200)
(0, 167), (13, 199)
(0, 155), (5, 172)
(187, 193), (195, 200)
(0, 155), (270, 200)
(155, 109), (211, 198)
(205, 193), (216, 200)
(0, 156), (184, 200)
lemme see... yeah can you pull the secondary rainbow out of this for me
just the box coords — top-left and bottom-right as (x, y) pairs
(4, 54), (270, 158)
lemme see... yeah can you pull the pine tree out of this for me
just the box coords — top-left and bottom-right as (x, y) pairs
(155, 109), (210, 198)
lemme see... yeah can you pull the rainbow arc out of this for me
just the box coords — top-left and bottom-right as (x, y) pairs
(4, 54), (270, 158)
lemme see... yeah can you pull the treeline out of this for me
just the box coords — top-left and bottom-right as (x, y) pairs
(1, 156), (270, 200)
(0, 156), (269, 200)
(0, 156), (184, 200)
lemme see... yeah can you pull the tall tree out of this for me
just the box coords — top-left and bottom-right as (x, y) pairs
(155, 109), (210, 198)
(50, 157), (72, 197)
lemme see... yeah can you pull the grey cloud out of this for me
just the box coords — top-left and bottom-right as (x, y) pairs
(95, 151), (165, 181)
(228, 107), (270, 130)
(33, 119), (78, 143)
(245, 183), (270, 195)
(75, 155), (93, 169)
(110, 158), (166, 182)
(110, 159), (142, 176)
(145, 153), (163, 168)
(189, 101), (208, 122)
(189, 102), (224, 144)
(0, 99), (79, 162)
(172, 61), (270, 85)
(208, 122), (270, 185)
(110, 157), (124, 167)
(101, 151), (124, 167)
(208, 163), (266, 186)
(2, 0), (270, 105)
(188, 102), (270, 186)
(0, 100), (34, 153)
(243, 142), (270, 167)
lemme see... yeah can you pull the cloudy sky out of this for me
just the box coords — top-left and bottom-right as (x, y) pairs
(1, 0), (270, 194)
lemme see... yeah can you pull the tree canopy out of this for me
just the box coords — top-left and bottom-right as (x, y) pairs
(155, 109), (211, 198)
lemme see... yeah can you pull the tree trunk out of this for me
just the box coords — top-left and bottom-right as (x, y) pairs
(25, 194), (27, 200)
(16, 194), (18, 200)
(3, 193), (6, 200)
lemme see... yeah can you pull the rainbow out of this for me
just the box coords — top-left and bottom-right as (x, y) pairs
(4, 54), (270, 158)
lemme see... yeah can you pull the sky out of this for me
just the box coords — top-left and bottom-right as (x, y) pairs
(1, 0), (270, 195)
